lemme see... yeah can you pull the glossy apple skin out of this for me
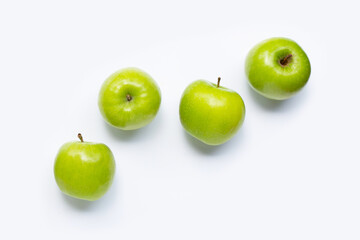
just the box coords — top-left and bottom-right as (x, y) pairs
(98, 68), (161, 130)
(54, 140), (115, 201)
(179, 80), (245, 145)
(245, 37), (311, 100)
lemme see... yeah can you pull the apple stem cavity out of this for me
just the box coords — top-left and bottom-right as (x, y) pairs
(77, 133), (84, 142)
(279, 54), (293, 67)
(217, 77), (221, 88)
(126, 94), (132, 102)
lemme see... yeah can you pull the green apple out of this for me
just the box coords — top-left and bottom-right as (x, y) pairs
(98, 67), (161, 130)
(245, 37), (311, 100)
(179, 78), (245, 145)
(54, 134), (115, 201)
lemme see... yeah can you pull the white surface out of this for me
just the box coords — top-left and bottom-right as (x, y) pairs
(1, 0), (359, 239)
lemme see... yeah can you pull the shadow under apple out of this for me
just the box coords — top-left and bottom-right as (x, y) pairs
(183, 131), (221, 155)
(183, 127), (246, 157)
(102, 110), (163, 142)
(61, 175), (121, 212)
(247, 83), (308, 112)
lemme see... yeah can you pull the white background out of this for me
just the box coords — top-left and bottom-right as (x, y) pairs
(1, 0), (359, 239)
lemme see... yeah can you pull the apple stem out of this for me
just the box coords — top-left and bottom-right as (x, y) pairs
(280, 54), (293, 66)
(217, 77), (221, 88)
(78, 133), (84, 142)
(126, 94), (132, 101)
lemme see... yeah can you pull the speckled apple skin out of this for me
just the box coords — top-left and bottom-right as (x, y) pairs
(98, 68), (161, 130)
(179, 80), (245, 145)
(54, 141), (115, 201)
(245, 37), (311, 100)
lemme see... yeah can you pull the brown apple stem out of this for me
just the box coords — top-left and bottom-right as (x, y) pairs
(78, 133), (84, 142)
(126, 94), (132, 101)
(280, 54), (293, 66)
(217, 77), (221, 88)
